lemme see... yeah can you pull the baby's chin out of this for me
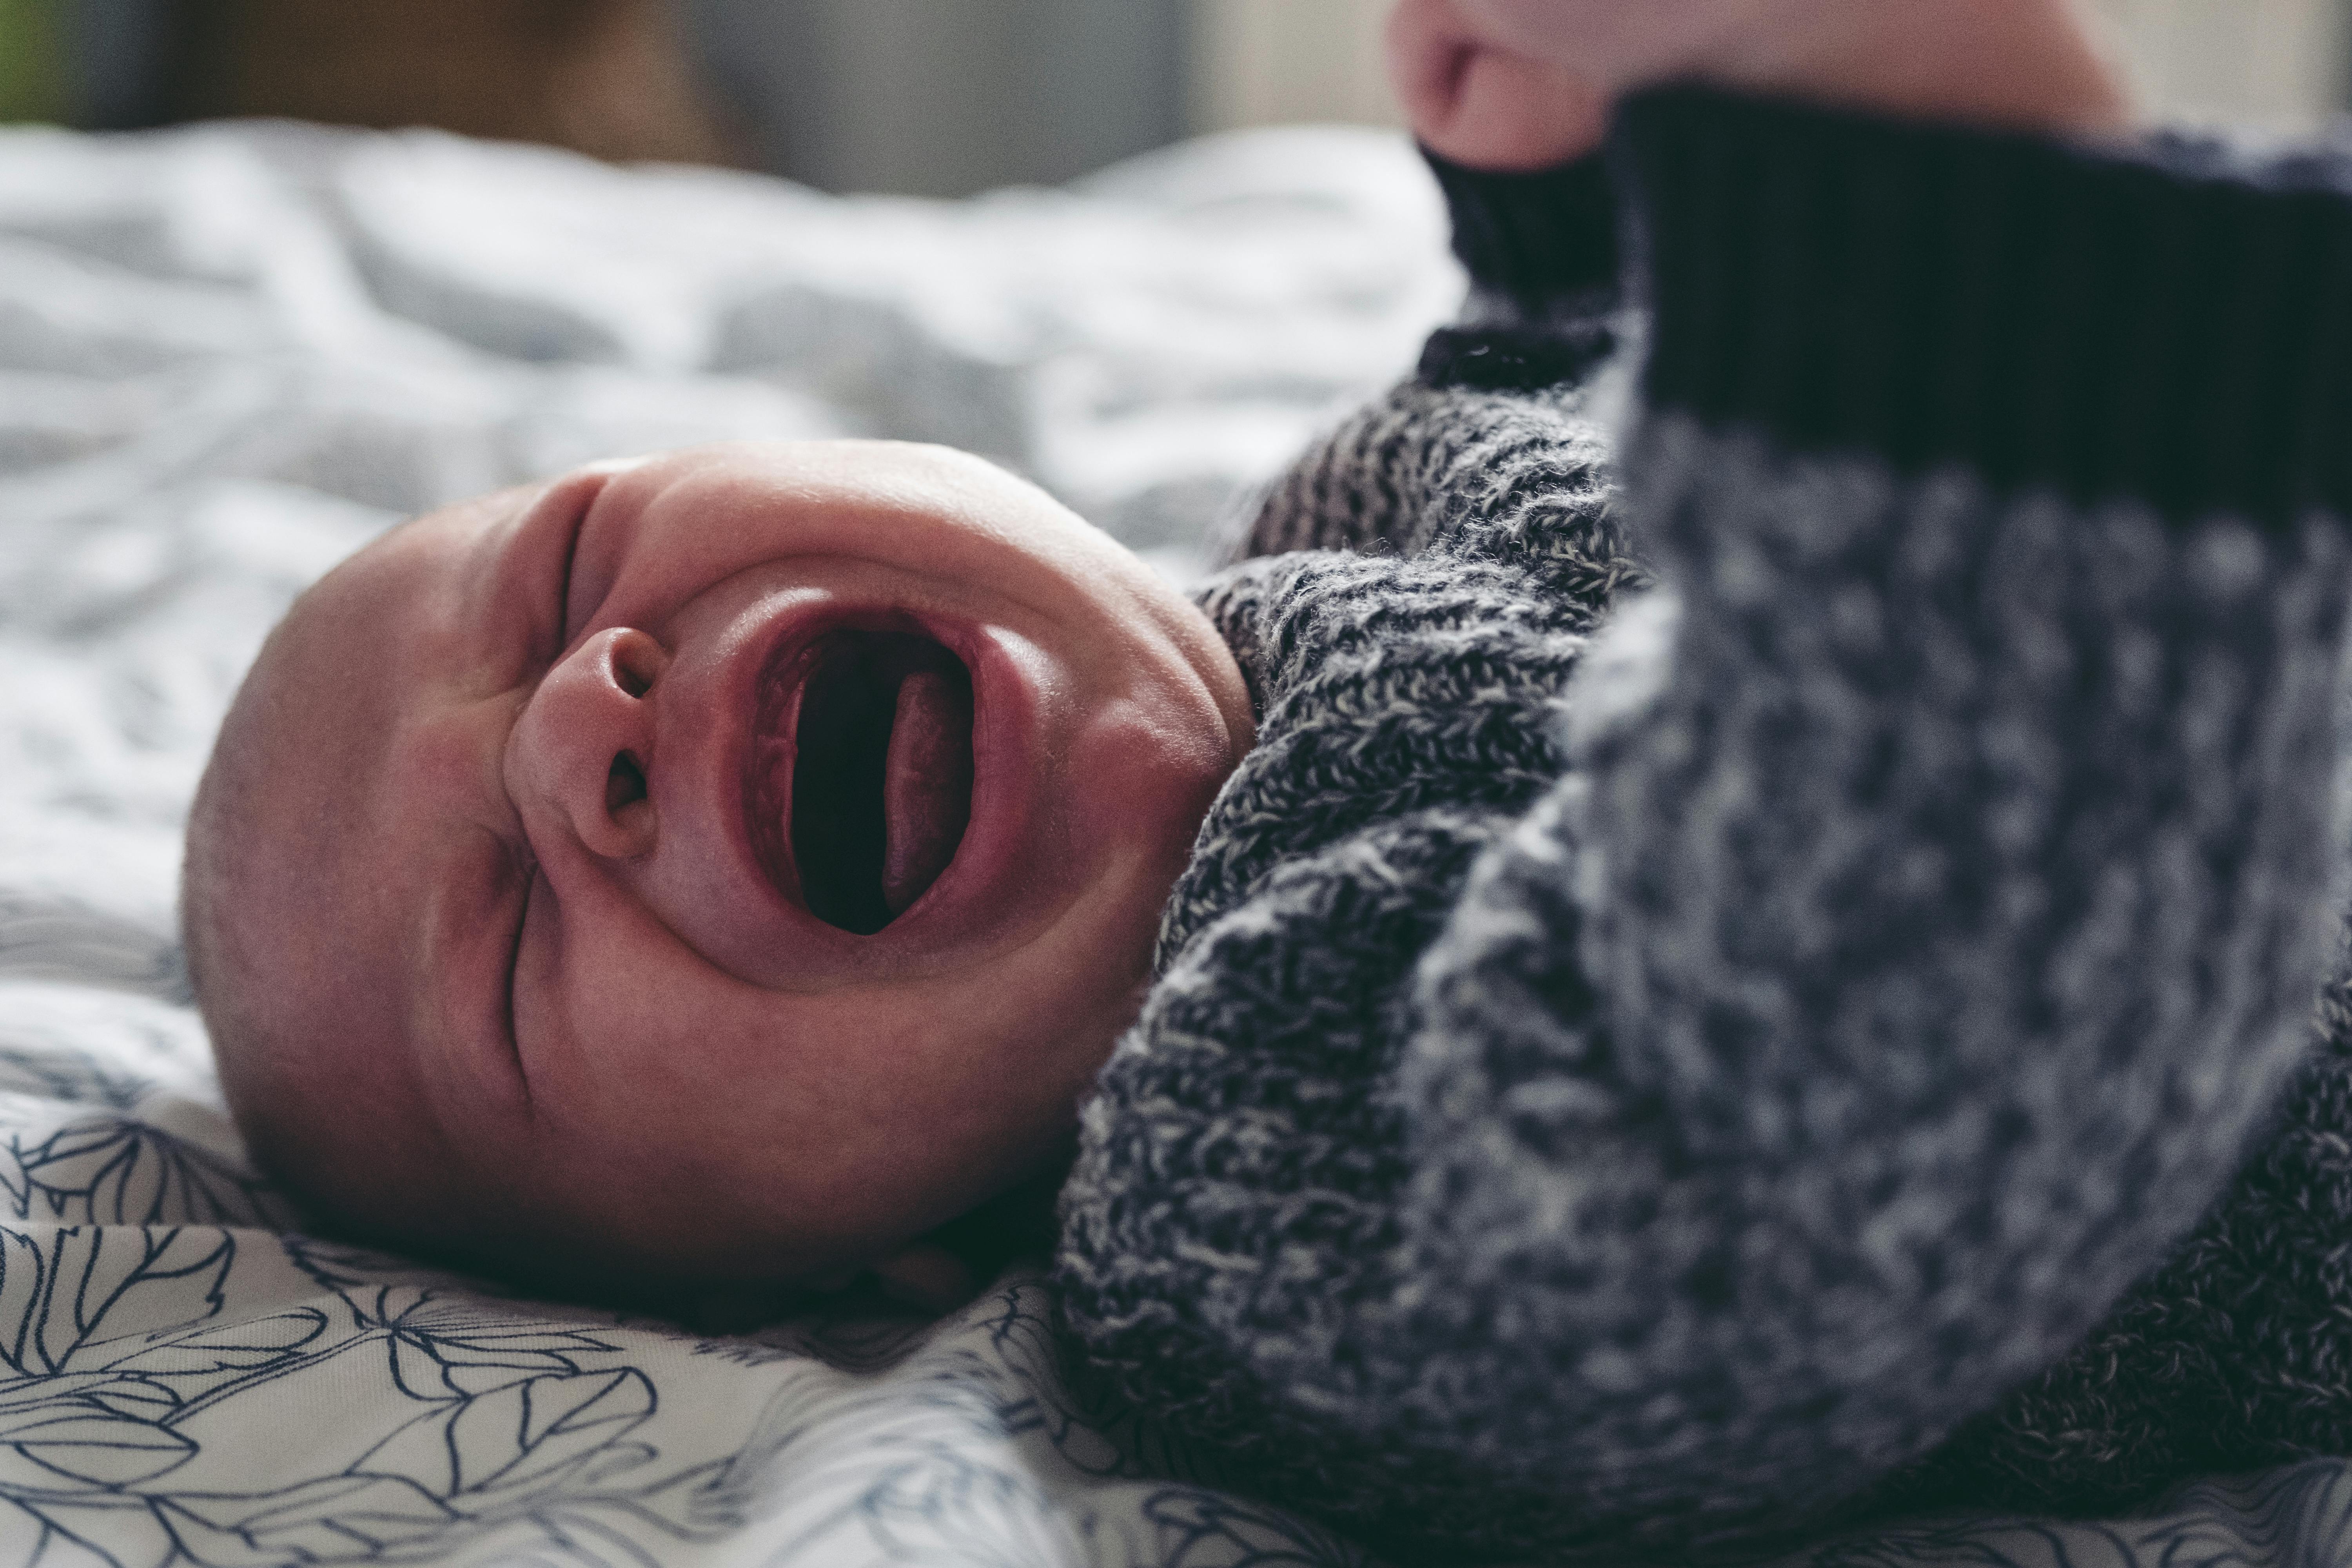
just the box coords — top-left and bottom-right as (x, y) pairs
(314, 1142), (1069, 1326)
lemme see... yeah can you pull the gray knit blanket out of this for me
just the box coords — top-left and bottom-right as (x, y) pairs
(1055, 89), (2352, 1563)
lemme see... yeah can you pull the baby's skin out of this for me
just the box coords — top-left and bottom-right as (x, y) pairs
(183, 441), (1254, 1300)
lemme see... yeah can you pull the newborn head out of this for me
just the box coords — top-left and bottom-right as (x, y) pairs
(184, 440), (1252, 1294)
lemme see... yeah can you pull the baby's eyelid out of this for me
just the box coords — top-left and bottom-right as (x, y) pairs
(552, 501), (587, 656)
(501, 858), (541, 1108)
(507, 821), (539, 885)
(510, 463), (618, 675)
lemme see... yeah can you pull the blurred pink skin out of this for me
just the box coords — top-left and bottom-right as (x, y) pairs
(201, 441), (1254, 1289)
(1387, 0), (1612, 170)
(1385, 0), (2133, 171)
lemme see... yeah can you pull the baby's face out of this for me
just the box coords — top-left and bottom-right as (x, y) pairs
(191, 441), (1253, 1288)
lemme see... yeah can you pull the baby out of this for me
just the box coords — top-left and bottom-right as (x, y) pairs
(180, 440), (1255, 1298)
(176, 0), (2122, 1305)
(181, 1), (2352, 1556)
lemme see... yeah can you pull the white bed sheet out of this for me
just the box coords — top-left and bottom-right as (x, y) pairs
(0, 117), (2346, 1568)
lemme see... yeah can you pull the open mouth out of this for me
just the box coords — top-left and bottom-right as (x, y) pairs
(746, 628), (975, 935)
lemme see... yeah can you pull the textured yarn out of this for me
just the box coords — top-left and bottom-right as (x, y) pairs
(1056, 89), (2352, 1563)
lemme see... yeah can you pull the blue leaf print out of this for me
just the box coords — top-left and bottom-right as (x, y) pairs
(155, 1475), (457, 1566)
(14, 1123), (288, 1230)
(106, 1314), (327, 1380)
(0, 1405), (195, 1490)
(358, 1369), (655, 1501)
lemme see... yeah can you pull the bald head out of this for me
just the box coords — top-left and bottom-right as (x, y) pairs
(183, 603), (473, 1247)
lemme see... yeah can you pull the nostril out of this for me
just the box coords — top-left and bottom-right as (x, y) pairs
(605, 752), (648, 815)
(608, 634), (662, 699)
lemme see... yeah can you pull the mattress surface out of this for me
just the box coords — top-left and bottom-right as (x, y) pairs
(0, 118), (2345, 1568)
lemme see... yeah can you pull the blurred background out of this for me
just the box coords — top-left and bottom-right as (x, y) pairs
(0, 0), (2348, 194)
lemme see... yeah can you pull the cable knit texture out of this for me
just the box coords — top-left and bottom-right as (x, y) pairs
(1056, 89), (2352, 1563)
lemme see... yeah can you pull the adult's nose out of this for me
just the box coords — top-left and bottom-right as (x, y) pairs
(507, 627), (670, 862)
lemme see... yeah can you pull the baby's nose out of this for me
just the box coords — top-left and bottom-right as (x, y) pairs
(509, 628), (668, 862)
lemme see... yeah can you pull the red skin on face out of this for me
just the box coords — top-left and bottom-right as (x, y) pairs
(1384, 0), (2133, 172)
(205, 440), (1254, 1289)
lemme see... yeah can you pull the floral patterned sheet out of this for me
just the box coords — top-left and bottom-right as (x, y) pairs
(0, 116), (2345, 1568)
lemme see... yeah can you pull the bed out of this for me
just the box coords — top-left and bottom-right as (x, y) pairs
(0, 116), (2347, 1568)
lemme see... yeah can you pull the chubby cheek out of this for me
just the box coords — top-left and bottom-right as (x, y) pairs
(511, 906), (1121, 1267)
(1069, 690), (1239, 877)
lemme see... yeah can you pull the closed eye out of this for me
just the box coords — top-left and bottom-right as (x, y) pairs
(553, 498), (588, 654)
(510, 469), (599, 671)
(499, 843), (539, 1109)
(427, 827), (538, 1116)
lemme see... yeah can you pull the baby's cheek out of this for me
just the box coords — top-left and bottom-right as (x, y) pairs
(1089, 696), (1239, 834)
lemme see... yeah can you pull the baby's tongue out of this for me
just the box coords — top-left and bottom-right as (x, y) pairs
(880, 669), (974, 915)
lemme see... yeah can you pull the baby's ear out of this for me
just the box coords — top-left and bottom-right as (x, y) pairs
(868, 1244), (978, 1313)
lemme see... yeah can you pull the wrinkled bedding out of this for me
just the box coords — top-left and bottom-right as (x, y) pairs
(0, 116), (2347, 1568)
